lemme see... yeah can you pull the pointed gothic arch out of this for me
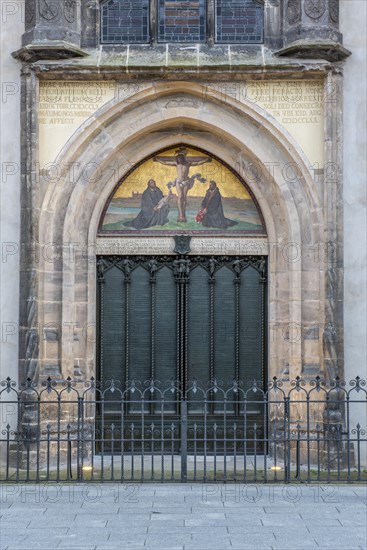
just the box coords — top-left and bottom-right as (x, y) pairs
(30, 82), (326, 385)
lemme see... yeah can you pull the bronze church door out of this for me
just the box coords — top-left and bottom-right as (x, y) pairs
(96, 254), (267, 459)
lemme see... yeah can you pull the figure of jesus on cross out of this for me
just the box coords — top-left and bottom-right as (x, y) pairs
(153, 147), (212, 222)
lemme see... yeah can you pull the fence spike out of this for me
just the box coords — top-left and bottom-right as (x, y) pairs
(1, 375), (366, 484)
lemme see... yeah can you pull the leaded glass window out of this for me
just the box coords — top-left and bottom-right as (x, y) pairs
(101, 0), (149, 44)
(100, 0), (265, 45)
(158, 0), (206, 43)
(215, 0), (264, 44)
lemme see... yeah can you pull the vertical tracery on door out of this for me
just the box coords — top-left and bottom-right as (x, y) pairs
(96, 254), (267, 394)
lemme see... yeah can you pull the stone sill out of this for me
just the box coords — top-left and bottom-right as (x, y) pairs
(12, 41), (346, 69)
(19, 45), (338, 78)
(275, 41), (351, 63)
(12, 42), (88, 63)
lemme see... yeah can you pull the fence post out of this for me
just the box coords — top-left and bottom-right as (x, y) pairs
(77, 396), (83, 481)
(181, 399), (187, 482)
(284, 396), (290, 483)
(295, 423), (301, 480)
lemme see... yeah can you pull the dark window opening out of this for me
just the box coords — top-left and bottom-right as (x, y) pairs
(101, 0), (150, 44)
(216, 0), (264, 44)
(100, 0), (264, 45)
(158, 0), (206, 43)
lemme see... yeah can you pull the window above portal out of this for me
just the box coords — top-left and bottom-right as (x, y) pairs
(100, 0), (264, 45)
(215, 0), (264, 44)
(101, 0), (150, 44)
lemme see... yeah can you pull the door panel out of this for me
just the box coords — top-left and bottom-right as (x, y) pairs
(187, 265), (211, 383)
(240, 266), (265, 386)
(155, 265), (177, 384)
(214, 265), (237, 382)
(96, 255), (267, 454)
(99, 265), (125, 408)
(129, 265), (151, 384)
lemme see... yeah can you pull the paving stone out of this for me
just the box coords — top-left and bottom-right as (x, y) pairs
(310, 544), (364, 550)
(184, 518), (231, 526)
(5, 545), (62, 550)
(312, 535), (367, 545)
(270, 544), (318, 550)
(263, 506), (303, 513)
(1, 484), (366, 550)
(259, 518), (309, 527)
(144, 534), (192, 547)
(231, 534), (277, 549)
(151, 501), (188, 508)
(184, 542), (232, 550)
(223, 509), (267, 517)
(149, 508), (189, 516)
(149, 512), (187, 520)
(26, 520), (80, 529)
(190, 506), (227, 513)
(147, 524), (228, 534)
(104, 525), (148, 534)
(227, 526), (277, 534)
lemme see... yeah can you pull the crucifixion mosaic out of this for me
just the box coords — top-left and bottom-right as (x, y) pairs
(99, 146), (266, 235)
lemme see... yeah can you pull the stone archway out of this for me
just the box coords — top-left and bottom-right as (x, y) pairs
(23, 82), (327, 386)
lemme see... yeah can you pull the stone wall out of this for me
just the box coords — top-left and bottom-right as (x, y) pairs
(341, 0), (367, 465)
(0, 2), (23, 382)
(0, 0), (23, 450)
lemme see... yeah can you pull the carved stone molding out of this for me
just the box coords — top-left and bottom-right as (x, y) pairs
(64, 0), (77, 23)
(174, 235), (192, 255)
(304, 0), (327, 20)
(287, 0), (302, 26)
(329, 0), (339, 23)
(25, 1), (36, 26)
(37, 0), (77, 23)
(96, 237), (269, 257)
(38, 0), (59, 21)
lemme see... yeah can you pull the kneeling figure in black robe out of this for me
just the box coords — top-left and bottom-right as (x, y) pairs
(201, 181), (238, 229)
(124, 179), (170, 229)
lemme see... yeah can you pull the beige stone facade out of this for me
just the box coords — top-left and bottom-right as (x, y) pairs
(16, 70), (339, 386)
(0, 0), (365, 397)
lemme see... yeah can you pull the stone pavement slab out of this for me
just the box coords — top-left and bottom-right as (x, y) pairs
(0, 483), (366, 550)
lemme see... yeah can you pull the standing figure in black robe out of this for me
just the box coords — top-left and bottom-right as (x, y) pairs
(201, 181), (238, 229)
(124, 179), (170, 229)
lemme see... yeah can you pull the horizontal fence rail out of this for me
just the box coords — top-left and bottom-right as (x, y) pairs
(0, 376), (366, 483)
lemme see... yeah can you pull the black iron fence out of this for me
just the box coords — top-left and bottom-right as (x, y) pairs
(0, 376), (366, 483)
